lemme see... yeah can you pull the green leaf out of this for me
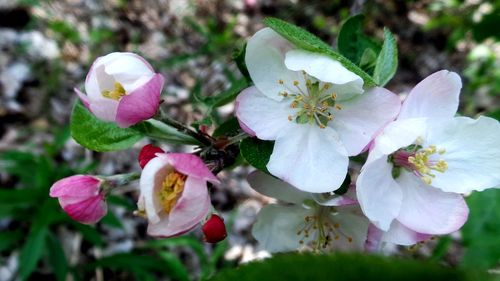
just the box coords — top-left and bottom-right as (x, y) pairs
(373, 28), (398, 86)
(70, 102), (143, 152)
(213, 117), (242, 138)
(209, 253), (486, 281)
(205, 78), (248, 108)
(84, 252), (174, 277)
(46, 233), (69, 281)
(239, 138), (274, 173)
(232, 44), (251, 82)
(263, 17), (376, 87)
(461, 189), (500, 269)
(0, 230), (23, 252)
(338, 15), (381, 74)
(132, 119), (200, 145)
(73, 223), (103, 246)
(19, 226), (48, 281)
(157, 252), (190, 281)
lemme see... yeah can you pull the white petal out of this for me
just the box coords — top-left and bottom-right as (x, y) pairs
(235, 86), (295, 140)
(247, 171), (310, 204)
(245, 28), (302, 101)
(284, 49), (364, 98)
(398, 70), (461, 120)
(139, 156), (172, 224)
(330, 87), (401, 156)
(356, 156), (402, 231)
(267, 125), (348, 193)
(103, 53), (154, 92)
(396, 171), (469, 235)
(252, 204), (315, 252)
(367, 221), (431, 249)
(367, 118), (428, 163)
(425, 116), (500, 193)
(329, 206), (370, 251)
(312, 185), (357, 206)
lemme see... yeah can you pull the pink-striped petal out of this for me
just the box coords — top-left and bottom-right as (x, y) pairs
(62, 194), (107, 224)
(115, 73), (164, 128)
(165, 153), (220, 184)
(49, 175), (101, 198)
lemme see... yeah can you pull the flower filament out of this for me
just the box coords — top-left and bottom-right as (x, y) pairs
(279, 72), (341, 129)
(391, 144), (448, 185)
(158, 171), (186, 213)
(296, 207), (352, 251)
(102, 82), (126, 100)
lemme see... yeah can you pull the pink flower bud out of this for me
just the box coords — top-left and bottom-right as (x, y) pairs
(138, 144), (165, 169)
(202, 214), (227, 243)
(49, 175), (107, 224)
(75, 52), (165, 128)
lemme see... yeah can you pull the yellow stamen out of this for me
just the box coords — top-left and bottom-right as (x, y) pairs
(158, 172), (186, 214)
(102, 82), (126, 100)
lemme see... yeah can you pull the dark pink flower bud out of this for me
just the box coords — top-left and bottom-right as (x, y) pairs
(49, 175), (107, 224)
(138, 144), (165, 169)
(202, 214), (227, 243)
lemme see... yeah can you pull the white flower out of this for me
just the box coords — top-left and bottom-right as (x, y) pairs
(248, 171), (369, 253)
(356, 70), (500, 239)
(236, 28), (401, 193)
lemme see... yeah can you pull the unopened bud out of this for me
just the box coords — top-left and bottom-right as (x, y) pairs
(202, 214), (227, 243)
(138, 144), (165, 169)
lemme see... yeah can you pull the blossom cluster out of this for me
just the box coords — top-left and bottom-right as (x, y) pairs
(49, 22), (500, 253)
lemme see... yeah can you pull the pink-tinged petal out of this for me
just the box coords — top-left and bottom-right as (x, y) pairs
(329, 87), (401, 156)
(115, 73), (164, 128)
(147, 176), (211, 237)
(267, 125), (348, 193)
(396, 171), (469, 235)
(140, 155), (171, 223)
(356, 156), (402, 231)
(165, 153), (220, 184)
(62, 195), (107, 224)
(235, 86), (294, 140)
(74, 88), (91, 110)
(425, 116), (500, 193)
(365, 221), (431, 250)
(367, 118), (428, 164)
(398, 70), (462, 120)
(49, 175), (101, 198)
(234, 97), (256, 137)
(247, 170), (310, 204)
(245, 28), (302, 101)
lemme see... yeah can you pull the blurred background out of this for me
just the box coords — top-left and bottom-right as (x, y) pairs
(0, 0), (499, 280)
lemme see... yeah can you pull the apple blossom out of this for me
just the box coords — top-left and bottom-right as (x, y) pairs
(236, 27), (401, 193)
(248, 171), (369, 252)
(49, 175), (107, 224)
(138, 153), (220, 237)
(75, 52), (165, 128)
(356, 70), (500, 240)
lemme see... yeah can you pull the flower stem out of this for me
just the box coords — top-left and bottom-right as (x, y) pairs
(157, 107), (214, 146)
(101, 172), (141, 193)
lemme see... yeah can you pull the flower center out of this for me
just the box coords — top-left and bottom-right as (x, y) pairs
(296, 207), (352, 251)
(158, 171), (186, 214)
(390, 143), (448, 185)
(102, 82), (126, 100)
(278, 71), (342, 129)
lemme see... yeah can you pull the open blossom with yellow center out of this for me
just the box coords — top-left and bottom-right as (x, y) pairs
(236, 27), (401, 193)
(248, 171), (368, 253)
(357, 70), (500, 246)
(75, 52), (165, 128)
(138, 153), (220, 237)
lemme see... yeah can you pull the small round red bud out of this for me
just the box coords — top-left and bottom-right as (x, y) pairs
(202, 214), (227, 243)
(138, 144), (164, 169)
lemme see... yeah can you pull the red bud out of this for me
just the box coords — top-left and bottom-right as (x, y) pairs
(202, 214), (227, 243)
(138, 144), (165, 169)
